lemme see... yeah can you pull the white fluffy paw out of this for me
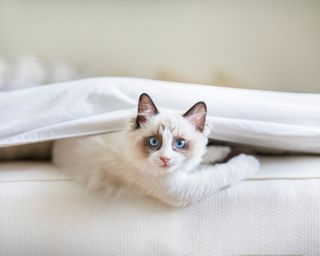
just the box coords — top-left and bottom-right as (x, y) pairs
(202, 146), (231, 164)
(228, 154), (260, 181)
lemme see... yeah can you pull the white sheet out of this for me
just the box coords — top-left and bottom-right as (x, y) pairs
(1, 157), (320, 255)
(1, 77), (320, 153)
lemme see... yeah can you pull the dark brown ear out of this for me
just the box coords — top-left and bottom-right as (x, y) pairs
(183, 101), (207, 132)
(136, 93), (159, 128)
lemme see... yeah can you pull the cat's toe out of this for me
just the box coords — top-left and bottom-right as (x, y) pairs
(221, 146), (231, 156)
(230, 154), (260, 176)
(243, 155), (260, 175)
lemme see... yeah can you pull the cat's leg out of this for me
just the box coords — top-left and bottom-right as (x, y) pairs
(148, 154), (259, 207)
(201, 145), (231, 164)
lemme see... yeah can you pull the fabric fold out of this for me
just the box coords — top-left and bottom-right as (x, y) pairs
(0, 77), (319, 153)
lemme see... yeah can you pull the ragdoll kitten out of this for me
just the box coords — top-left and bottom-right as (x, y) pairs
(53, 93), (260, 206)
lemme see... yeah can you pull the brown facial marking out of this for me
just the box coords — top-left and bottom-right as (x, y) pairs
(140, 133), (163, 157)
(172, 136), (192, 158)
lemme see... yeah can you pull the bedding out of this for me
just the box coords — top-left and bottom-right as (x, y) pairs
(0, 77), (320, 153)
(1, 78), (320, 255)
(1, 156), (320, 255)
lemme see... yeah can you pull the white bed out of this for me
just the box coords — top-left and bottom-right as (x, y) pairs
(1, 156), (320, 255)
(1, 78), (320, 255)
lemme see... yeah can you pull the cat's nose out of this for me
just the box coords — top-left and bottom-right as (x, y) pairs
(160, 156), (170, 163)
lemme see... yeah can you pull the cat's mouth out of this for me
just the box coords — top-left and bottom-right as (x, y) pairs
(161, 163), (171, 168)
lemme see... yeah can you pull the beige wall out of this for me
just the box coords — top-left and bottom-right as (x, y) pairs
(0, 0), (319, 92)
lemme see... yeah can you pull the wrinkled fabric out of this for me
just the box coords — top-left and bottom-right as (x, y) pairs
(1, 77), (319, 153)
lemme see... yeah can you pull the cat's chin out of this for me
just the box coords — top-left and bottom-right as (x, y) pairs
(156, 165), (180, 175)
(140, 164), (179, 177)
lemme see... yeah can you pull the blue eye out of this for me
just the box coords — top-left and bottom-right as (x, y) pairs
(148, 137), (160, 147)
(175, 139), (186, 149)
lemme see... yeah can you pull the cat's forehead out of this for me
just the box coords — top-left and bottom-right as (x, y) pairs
(146, 113), (194, 136)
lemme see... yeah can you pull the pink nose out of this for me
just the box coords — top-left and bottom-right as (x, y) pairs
(160, 156), (170, 163)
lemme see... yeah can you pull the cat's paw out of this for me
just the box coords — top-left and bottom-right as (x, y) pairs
(201, 146), (231, 164)
(228, 154), (260, 180)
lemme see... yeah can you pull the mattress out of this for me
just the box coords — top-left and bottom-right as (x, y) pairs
(1, 156), (320, 255)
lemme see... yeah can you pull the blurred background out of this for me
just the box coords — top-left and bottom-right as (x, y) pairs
(0, 0), (319, 92)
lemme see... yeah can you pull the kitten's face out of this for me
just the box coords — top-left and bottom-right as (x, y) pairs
(126, 93), (209, 177)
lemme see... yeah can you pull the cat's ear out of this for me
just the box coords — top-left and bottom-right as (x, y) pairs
(183, 101), (207, 132)
(136, 93), (159, 128)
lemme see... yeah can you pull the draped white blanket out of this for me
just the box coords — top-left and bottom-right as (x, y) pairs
(1, 77), (319, 153)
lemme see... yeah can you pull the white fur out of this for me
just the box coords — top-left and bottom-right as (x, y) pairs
(53, 111), (260, 207)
